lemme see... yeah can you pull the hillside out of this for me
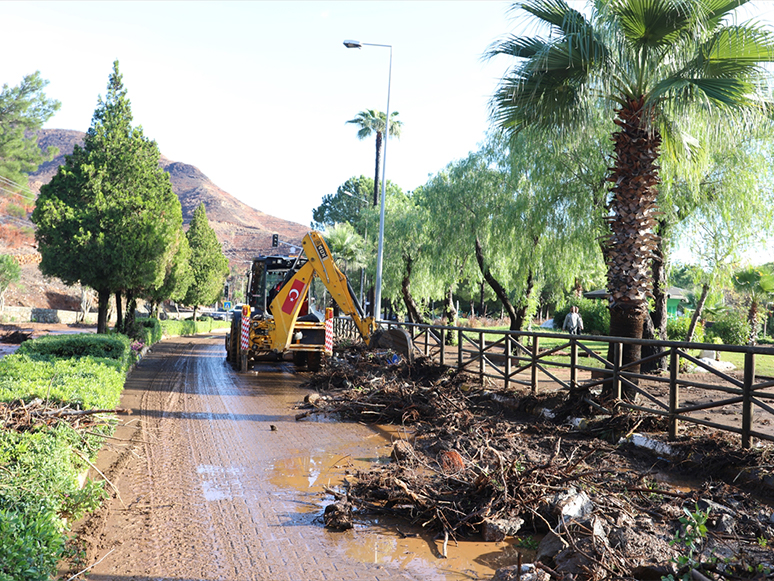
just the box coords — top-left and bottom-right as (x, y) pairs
(2, 129), (310, 310)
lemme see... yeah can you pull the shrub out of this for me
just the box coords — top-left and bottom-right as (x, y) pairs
(554, 298), (610, 335)
(16, 334), (132, 370)
(0, 497), (64, 581)
(125, 317), (163, 346)
(667, 316), (704, 343)
(706, 310), (751, 345)
(0, 354), (125, 409)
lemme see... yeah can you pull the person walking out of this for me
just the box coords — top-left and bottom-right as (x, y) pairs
(563, 306), (584, 335)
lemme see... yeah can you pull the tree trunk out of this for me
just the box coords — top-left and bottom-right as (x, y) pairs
(401, 255), (425, 324)
(513, 268), (535, 332)
(125, 290), (137, 333)
(686, 283), (709, 343)
(478, 280), (486, 318)
(605, 305), (642, 401)
(443, 286), (457, 324)
(115, 291), (123, 333)
(574, 277), (583, 298)
(749, 301), (759, 345)
(97, 288), (110, 334)
(475, 237), (518, 331)
(602, 96), (662, 399)
(373, 132), (383, 207)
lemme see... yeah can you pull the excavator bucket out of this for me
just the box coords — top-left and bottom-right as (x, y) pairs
(369, 327), (414, 364)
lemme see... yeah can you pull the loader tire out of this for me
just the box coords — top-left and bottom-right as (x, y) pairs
(293, 351), (308, 369)
(307, 351), (323, 372)
(230, 314), (241, 371)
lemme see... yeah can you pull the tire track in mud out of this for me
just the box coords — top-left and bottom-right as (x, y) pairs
(87, 335), (425, 581)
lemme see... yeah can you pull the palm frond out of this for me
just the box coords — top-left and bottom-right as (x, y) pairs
(611, 0), (695, 49)
(691, 24), (774, 77)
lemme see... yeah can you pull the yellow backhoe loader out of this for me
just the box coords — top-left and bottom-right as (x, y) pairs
(225, 231), (412, 371)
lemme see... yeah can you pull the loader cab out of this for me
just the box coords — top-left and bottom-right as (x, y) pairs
(246, 255), (307, 316)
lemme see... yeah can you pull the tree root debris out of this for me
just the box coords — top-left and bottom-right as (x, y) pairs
(0, 398), (124, 432)
(300, 347), (774, 580)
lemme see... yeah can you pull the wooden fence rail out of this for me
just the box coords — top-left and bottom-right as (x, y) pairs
(331, 317), (774, 449)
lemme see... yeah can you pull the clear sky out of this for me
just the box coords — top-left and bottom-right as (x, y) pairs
(3, 1), (518, 226)
(3, 0), (773, 265)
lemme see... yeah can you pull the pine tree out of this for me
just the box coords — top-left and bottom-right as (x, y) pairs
(183, 203), (229, 320)
(32, 61), (183, 333)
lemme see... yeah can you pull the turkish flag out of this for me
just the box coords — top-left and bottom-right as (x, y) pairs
(281, 279), (307, 315)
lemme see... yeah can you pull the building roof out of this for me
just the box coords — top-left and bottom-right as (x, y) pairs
(583, 287), (688, 301)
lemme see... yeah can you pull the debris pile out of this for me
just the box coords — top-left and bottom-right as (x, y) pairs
(0, 398), (122, 433)
(301, 348), (774, 580)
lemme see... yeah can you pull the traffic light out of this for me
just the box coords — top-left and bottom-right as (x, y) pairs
(272, 234), (279, 247)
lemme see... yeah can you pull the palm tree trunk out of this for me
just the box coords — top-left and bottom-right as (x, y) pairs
(749, 301), (759, 344)
(373, 132), (383, 207)
(475, 237), (518, 331)
(686, 283), (709, 343)
(603, 97), (662, 399)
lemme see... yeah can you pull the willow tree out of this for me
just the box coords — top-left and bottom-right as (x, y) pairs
(487, 0), (774, 380)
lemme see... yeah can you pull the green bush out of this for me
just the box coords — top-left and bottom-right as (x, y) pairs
(553, 298), (610, 335)
(17, 334), (132, 371)
(0, 354), (126, 408)
(706, 310), (751, 346)
(125, 317), (163, 346)
(0, 497), (64, 581)
(667, 316), (704, 343)
(160, 318), (229, 337)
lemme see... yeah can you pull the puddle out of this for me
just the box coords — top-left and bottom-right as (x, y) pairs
(268, 428), (529, 580)
(197, 464), (245, 502)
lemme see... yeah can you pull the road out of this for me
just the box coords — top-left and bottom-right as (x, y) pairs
(82, 334), (496, 581)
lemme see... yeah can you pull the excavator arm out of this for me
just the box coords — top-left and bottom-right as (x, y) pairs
(268, 231), (413, 360)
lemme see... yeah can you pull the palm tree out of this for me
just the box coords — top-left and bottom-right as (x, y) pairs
(733, 266), (774, 344)
(487, 0), (774, 381)
(346, 109), (403, 206)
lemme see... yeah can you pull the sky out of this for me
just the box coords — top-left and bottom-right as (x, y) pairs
(3, 0), (773, 265)
(3, 1), (519, 227)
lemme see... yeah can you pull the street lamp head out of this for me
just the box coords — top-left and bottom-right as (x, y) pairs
(343, 39), (362, 49)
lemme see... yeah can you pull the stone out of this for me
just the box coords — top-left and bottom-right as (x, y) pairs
(550, 487), (594, 523)
(391, 439), (414, 463)
(492, 563), (550, 581)
(481, 516), (525, 542)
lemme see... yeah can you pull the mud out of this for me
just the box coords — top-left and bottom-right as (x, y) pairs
(69, 335), (521, 581)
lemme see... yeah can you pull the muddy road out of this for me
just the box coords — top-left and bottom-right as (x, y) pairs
(80, 335), (508, 581)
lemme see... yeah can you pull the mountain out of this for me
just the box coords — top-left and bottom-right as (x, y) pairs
(0, 130), (311, 310)
(29, 129), (309, 264)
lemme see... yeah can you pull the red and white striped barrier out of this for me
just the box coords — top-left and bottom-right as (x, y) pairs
(324, 307), (333, 355)
(241, 317), (250, 351)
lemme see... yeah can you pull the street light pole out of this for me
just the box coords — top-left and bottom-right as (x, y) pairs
(344, 39), (391, 323)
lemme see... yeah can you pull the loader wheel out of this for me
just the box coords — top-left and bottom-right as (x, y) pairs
(307, 352), (323, 372)
(225, 334), (232, 362)
(293, 351), (308, 369)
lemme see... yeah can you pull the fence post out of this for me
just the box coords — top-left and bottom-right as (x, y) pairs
(424, 326), (429, 356)
(570, 338), (577, 390)
(531, 335), (540, 395)
(479, 332), (486, 384)
(440, 328), (445, 366)
(458, 329), (463, 369)
(505, 334), (511, 390)
(668, 347), (679, 440)
(742, 351), (755, 449)
(613, 342), (622, 401)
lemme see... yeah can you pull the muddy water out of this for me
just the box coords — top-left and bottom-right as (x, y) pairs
(88, 335), (526, 581)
